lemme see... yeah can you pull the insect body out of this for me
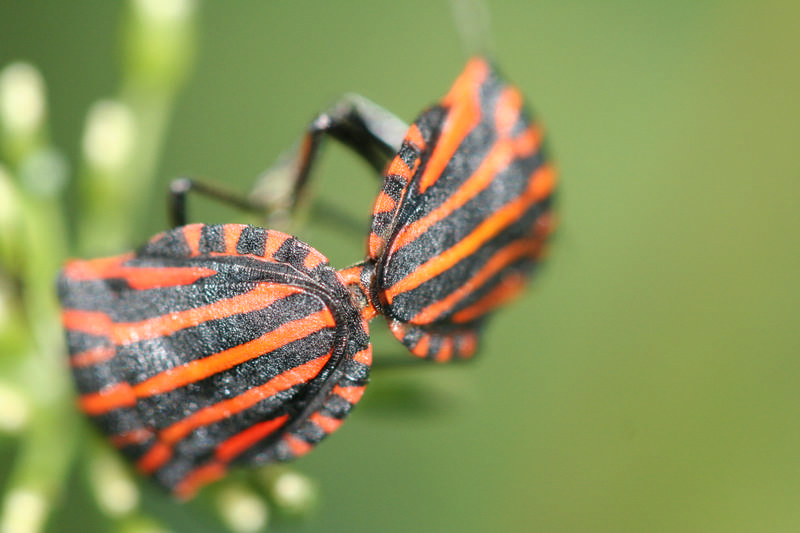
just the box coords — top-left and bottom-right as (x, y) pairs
(352, 58), (555, 361)
(58, 57), (555, 497)
(60, 225), (371, 498)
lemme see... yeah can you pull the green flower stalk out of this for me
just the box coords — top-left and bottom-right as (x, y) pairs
(76, 0), (197, 256)
(0, 1), (197, 531)
(0, 3), (325, 531)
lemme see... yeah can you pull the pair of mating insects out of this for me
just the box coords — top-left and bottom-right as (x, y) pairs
(58, 57), (556, 499)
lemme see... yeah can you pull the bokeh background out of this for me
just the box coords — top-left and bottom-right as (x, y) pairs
(1, 1), (799, 532)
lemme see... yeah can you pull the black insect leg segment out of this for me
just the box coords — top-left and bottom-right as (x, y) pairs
(168, 177), (273, 228)
(250, 93), (409, 213)
(169, 94), (408, 228)
(168, 174), (367, 233)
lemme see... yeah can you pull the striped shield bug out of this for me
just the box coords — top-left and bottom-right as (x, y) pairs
(59, 224), (371, 498)
(362, 57), (556, 361)
(57, 56), (554, 497)
(265, 57), (556, 362)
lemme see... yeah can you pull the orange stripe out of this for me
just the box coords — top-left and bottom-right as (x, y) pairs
(224, 224), (245, 254)
(388, 320), (407, 340)
(62, 254), (132, 279)
(79, 383), (136, 415)
(310, 412), (342, 434)
(110, 283), (302, 345)
(337, 265), (362, 286)
(119, 266), (219, 291)
(372, 190), (397, 215)
(132, 308), (335, 398)
(70, 345), (115, 368)
(332, 384), (366, 405)
(451, 272), (526, 324)
(110, 428), (153, 448)
(137, 442), (172, 473)
(530, 164), (556, 200)
(534, 210), (557, 236)
(385, 164), (555, 304)
(159, 354), (332, 448)
(63, 257), (217, 291)
(411, 238), (540, 324)
(63, 309), (111, 336)
(417, 59), (488, 193)
(405, 123), (426, 150)
(494, 86), (523, 137)
(284, 434), (313, 457)
(263, 231), (289, 260)
(511, 125), (543, 155)
(435, 337), (454, 362)
(303, 250), (326, 270)
(174, 462), (227, 500)
(183, 224), (203, 256)
(386, 155), (413, 181)
(215, 414), (290, 462)
(457, 331), (478, 358)
(352, 347), (372, 366)
(361, 305), (378, 322)
(412, 333), (431, 358)
(368, 233), (387, 259)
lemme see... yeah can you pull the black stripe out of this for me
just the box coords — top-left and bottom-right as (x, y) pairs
(139, 227), (194, 258)
(237, 225), (267, 256)
(382, 173), (409, 201)
(296, 421), (326, 443)
(65, 330), (109, 357)
(274, 236), (311, 266)
(396, 143), (421, 170)
(91, 406), (147, 441)
(200, 224), (226, 254)
(319, 396), (353, 419)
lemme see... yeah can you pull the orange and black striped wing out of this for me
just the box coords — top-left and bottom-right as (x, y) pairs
(368, 57), (556, 362)
(59, 224), (371, 498)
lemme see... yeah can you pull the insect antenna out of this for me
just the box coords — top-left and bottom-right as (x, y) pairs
(448, 0), (496, 60)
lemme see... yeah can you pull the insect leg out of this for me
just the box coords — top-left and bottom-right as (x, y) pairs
(250, 93), (409, 214)
(168, 177), (274, 227)
(169, 94), (408, 228)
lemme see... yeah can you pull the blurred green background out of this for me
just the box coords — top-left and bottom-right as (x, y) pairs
(1, 1), (799, 532)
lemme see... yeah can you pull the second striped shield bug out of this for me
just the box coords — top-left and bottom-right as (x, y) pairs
(346, 58), (556, 361)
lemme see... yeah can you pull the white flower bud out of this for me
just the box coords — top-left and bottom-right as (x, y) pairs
(81, 100), (136, 174)
(88, 449), (140, 517)
(216, 485), (269, 533)
(0, 489), (48, 533)
(270, 471), (317, 515)
(0, 382), (29, 434)
(0, 62), (46, 136)
(133, 0), (196, 25)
